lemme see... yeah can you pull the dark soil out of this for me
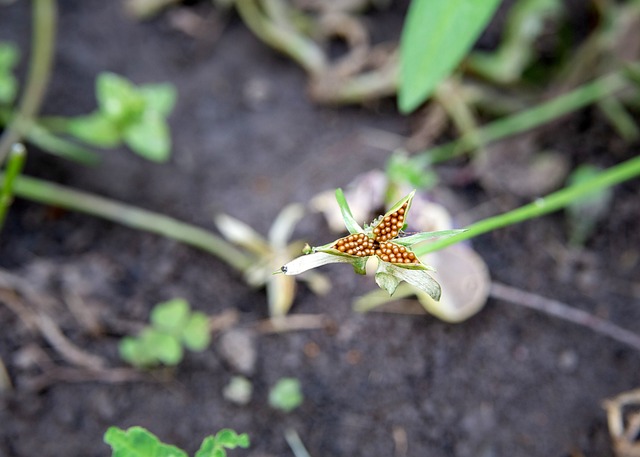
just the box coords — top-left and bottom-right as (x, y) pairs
(1, 2), (640, 457)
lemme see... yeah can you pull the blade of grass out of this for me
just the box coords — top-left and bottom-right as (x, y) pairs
(0, 173), (254, 272)
(415, 153), (640, 256)
(0, 0), (56, 165)
(0, 143), (26, 231)
(408, 71), (628, 167)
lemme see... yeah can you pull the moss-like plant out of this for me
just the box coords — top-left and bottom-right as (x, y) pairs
(104, 426), (249, 457)
(268, 377), (303, 413)
(119, 298), (211, 368)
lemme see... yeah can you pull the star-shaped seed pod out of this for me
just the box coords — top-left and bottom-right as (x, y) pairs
(280, 189), (465, 301)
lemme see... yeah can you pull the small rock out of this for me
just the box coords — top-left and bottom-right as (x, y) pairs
(218, 329), (257, 375)
(558, 349), (579, 373)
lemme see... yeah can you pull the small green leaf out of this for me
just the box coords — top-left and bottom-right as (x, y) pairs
(215, 429), (250, 449)
(0, 77), (17, 105)
(399, 0), (502, 113)
(65, 113), (121, 147)
(123, 113), (171, 162)
(269, 378), (303, 413)
(144, 329), (183, 365)
(335, 188), (364, 234)
(375, 270), (401, 295)
(387, 153), (438, 189)
(181, 312), (211, 351)
(139, 83), (177, 117)
(151, 298), (190, 334)
(97, 72), (145, 123)
(119, 336), (155, 367)
(104, 426), (187, 457)
(376, 261), (442, 301)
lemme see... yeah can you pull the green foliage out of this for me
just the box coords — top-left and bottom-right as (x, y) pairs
(104, 426), (249, 457)
(66, 72), (176, 161)
(399, 0), (502, 113)
(119, 298), (211, 368)
(268, 377), (303, 413)
(0, 42), (19, 105)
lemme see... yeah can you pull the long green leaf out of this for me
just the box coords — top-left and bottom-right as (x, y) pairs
(399, 0), (502, 113)
(334, 188), (363, 234)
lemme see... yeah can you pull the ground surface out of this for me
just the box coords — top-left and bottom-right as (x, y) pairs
(1, 1), (640, 457)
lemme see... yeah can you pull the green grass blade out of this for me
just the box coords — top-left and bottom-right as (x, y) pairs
(414, 154), (640, 256)
(335, 188), (363, 234)
(0, 143), (26, 231)
(0, 173), (254, 272)
(399, 0), (501, 113)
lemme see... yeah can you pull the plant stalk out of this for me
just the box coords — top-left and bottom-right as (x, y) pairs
(1, 173), (254, 272)
(0, 0), (57, 165)
(416, 153), (640, 256)
(0, 144), (26, 231)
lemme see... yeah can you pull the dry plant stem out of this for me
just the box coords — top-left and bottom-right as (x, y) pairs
(1, 174), (254, 272)
(284, 428), (312, 457)
(255, 313), (330, 334)
(0, 288), (107, 369)
(416, 153), (640, 256)
(0, 357), (12, 391)
(28, 366), (144, 392)
(235, 0), (326, 75)
(490, 282), (640, 351)
(0, 0), (56, 165)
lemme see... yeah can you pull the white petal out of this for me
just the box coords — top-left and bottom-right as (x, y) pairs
(281, 252), (355, 275)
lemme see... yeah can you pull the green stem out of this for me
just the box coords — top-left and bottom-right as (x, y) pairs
(416, 154), (640, 256)
(1, 173), (254, 272)
(0, 0), (57, 165)
(412, 72), (628, 166)
(0, 143), (27, 231)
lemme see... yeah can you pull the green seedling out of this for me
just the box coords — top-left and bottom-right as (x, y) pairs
(280, 189), (465, 301)
(104, 426), (249, 457)
(50, 72), (176, 162)
(0, 42), (19, 106)
(119, 298), (211, 368)
(269, 377), (303, 413)
(399, 0), (502, 113)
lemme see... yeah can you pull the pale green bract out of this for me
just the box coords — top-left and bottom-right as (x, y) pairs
(280, 189), (466, 302)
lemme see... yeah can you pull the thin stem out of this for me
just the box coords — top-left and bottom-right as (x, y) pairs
(0, 143), (26, 231)
(1, 174), (254, 272)
(415, 154), (640, 256)
(411, 72), (628, 166)
(491, 282), (640, 351)
(0, 0), (57, 165)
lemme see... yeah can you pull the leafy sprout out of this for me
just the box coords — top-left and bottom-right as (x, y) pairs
(0, 42), (19, 106)
(280, 189), (466, 301)
(119, 298), (211, 368)
(104, 426), (249, 457)
(48, 72), (176, 162)
(268, 377), (303, 413)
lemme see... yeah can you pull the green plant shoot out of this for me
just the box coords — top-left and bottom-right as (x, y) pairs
(0, 42), (19, 106)
(119, 298), (211, 368)
(104, 426), (249, 457)
(61, 72), (176, 161)
(280, 189), (465, 301)
(269, 378), (303, 413)
(399, 0), (502, 113)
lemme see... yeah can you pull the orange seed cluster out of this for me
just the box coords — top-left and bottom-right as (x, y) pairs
(334, 233), (375, 256)
(331, 202), (419, 265)
(372, 203), (407, 242)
